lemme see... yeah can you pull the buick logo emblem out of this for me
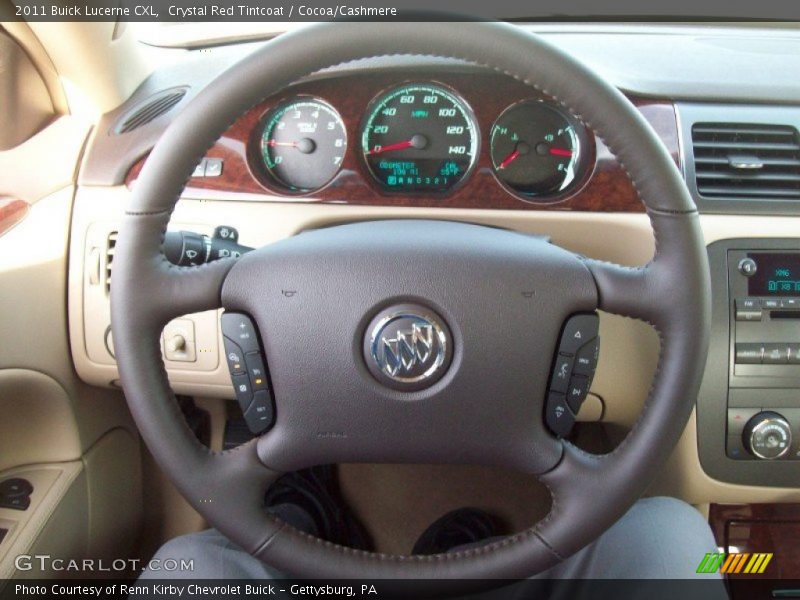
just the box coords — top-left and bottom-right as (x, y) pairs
(364, 305), (452, 391)
(382, 321), (435, 377)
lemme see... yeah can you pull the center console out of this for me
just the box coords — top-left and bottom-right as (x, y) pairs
(699, 239), (800, 486)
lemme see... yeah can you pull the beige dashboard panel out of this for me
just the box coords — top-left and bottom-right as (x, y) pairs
(0, 116), (89, 203)
(0, 370), (81, 473)
(0, 30), (54, 151)
(69, 185), (658, 400)
(70, 185), (800, 502)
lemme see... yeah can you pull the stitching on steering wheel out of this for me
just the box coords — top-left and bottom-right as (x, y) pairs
(126, 29), (698, 569)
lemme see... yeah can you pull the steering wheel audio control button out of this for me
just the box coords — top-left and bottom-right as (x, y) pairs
(566, 375), (590, 413)
(550, 354), (574, 393)
(558, 313), (599, 356)
(573, 338), (600, 376)
(221, 312), (260, 354)
(244, 390), (275, 435)
(545, 392), (575, 438)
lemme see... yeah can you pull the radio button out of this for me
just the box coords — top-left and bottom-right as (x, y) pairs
(780, 298), (800, 310)
(789, 345), (800, 364)
(735, 297), (762, 321)
(763, 344), (789, 364)
(763, 298), (780, 310)
(735, 343), (763, 364)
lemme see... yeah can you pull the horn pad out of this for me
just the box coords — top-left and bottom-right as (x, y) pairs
(221, 219), (597, 473)
(364, 304), (453, 391)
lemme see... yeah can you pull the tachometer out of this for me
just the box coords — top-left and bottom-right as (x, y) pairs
(259, 97), (346, 193)
(490, 100), (587, 199)
(361, 84), (478, 193)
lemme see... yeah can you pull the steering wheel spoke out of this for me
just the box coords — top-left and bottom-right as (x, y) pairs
(584, 259), (662, 322)
(113, 211), (235, 328)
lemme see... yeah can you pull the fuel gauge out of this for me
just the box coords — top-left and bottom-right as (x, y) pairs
(490, 101), (587, 199)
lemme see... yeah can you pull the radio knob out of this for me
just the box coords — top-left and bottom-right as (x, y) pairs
(738, 257), (757, 277)
(743, 411), (792, 460)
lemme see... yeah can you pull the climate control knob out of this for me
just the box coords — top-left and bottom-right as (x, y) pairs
(743, 411), (792, 460)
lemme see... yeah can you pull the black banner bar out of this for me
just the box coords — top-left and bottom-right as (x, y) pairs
(4, 0), (800, 22)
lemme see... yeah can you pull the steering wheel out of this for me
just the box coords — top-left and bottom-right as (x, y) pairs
(111, 21), (710, 579)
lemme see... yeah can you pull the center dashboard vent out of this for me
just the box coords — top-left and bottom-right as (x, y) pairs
(113, 87), (187, 135)
(692, 123), (800, 200)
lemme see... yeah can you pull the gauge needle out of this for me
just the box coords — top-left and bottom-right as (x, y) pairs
(497, 141), (531, 169)
(497, 149), (521, 170)
(267, 138), (316, 154)
(549, 147), (573, 157)
(367, 134), (428, 155)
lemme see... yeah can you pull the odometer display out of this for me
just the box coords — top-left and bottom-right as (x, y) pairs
(361, 84), (478, 193)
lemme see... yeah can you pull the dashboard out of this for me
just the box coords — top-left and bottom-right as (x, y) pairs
(124, 67), (681, 213)
(68, 30), (800, 498)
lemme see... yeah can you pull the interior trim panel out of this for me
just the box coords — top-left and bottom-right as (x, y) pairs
(122, 68), (680, 213)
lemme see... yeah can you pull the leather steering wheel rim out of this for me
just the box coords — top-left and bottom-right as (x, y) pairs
(111, 21), (711, 580)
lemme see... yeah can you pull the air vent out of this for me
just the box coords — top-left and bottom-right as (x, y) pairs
(692, 123), (800, 200)
(105, 232), (117, 295)
(114, 88), (187, 134)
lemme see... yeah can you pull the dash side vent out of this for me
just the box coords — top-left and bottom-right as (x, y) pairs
(692, 123), (800, 200)
(105, 231), (117, 295)
(114, 88), (187, 134)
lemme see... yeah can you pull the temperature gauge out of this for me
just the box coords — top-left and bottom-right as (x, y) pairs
(490, 100), (588, 199)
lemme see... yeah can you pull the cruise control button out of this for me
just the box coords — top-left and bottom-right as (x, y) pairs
(222, 337), (246, 375)
(550, 354), (574, 393)
(559, 314), (599, 356)
(565, 375), (590, 413)
(545, 392), (575, 438)
(232, 373), (253, 411)
(0, 478), (33, 499)
(245, 352), (268, 391)
(221, 312), (260, 354)
(244, 390), (275, 434)
(735, 344), (763, 364)
(763, 344), (789, 364)
(573, 338), (599, 376)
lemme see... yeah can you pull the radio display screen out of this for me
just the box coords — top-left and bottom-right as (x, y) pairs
(748, 252), (800, 296)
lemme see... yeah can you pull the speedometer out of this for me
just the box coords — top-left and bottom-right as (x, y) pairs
(361, 84), (478, 193)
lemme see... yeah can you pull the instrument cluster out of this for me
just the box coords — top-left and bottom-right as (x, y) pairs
(250, 81), (593, 204)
